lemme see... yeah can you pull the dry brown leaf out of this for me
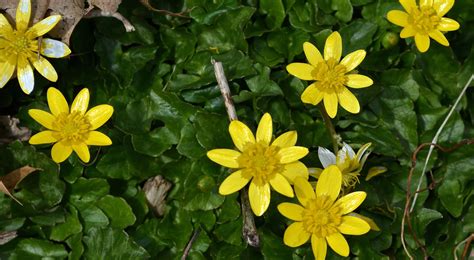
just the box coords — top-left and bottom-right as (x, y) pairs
(143, 175), (172, 217)
(0, 166), (41, 205)
(0, 116), (32, 145)
(1, 0), (135, 44)
(0, 231), (17, 245)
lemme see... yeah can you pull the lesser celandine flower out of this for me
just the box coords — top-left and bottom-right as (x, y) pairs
(28, 87), (113, 163)
(286, 32), (373, 118)
(278, 166), (370, 260)
(387, 0), (460, 52)
(207, 113), (309, 216)
(312, 143), (372, 189)
(0, 0), (71, 93)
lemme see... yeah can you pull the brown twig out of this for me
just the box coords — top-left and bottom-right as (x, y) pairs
(139, 0), (190, 18)
(401, 139), (474, 259)
(181, 227), (201, 260)
(461, 233), (473, 260)
(211, 59), (260, 248)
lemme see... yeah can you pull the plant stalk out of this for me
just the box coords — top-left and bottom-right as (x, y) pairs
(319, 105), (339, 153)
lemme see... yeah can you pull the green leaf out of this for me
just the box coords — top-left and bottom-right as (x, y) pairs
(332, 0), (353, 22)
(83, 227), (149, 259)
(339, 20), (378, 54)
(245, 64), (283, 97)
(50, 206), (82, 241)
(213, 219), (243, 246)
(17, 238), (68, 258)
(259, 0), (286, 30)
(413, 208), (443, 240)
(96, 195), (136, 229)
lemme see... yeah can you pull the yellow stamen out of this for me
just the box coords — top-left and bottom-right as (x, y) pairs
(52, 111), (91, 145)
(302, 195), (343, 238)
(312, 58), (347, 91)
(408, 6), (441, 34)
(237, 141), (283, 186)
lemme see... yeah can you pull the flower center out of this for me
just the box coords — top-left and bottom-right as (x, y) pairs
(409, 6), (440, 34)
(52, 112), (92, 145)
(3, 31), (37, 55)
(312, 58), (347, 91)
(302, 195), (343, 238)
(237, 141), (283, 186)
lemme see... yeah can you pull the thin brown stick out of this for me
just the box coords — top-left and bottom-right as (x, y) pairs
(402, 139), (474, 259)
(181, 228), (201, 260)
(211, 59), (260, 248)
(461, 234), (473, 260)
(139, 0), (190, 18)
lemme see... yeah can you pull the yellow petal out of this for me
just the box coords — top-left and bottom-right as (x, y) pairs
(399, 0), (417, 12)
(415, 34), (430, 52)
(349, 213), (381, 231)
(429, 30), (449, 46)
(286, 63), (314, 81)
(0, 14), (13, 34)
(73, 143), (90, 162)
(29, 55), (58, 82)
(326, 232), (349, 257)
(323, 92), (338, 118)
(420, 0), (433, 8)
(278, 146), (309, 164)
(281, 161), (309, 184)
(437, 17), (460, 31)
(248, 182), (271, 216)
(338, 216), (370, 235)
(340, 50), (366, 72)
(47, 87), (69, 116)
(303, 42), (323, 66)
(301, 83), (324, 105)
(85, 131), (112, 146)
(335, 191), (367, 214)
(269, 173), (294, 197)
(71, 88), (90, 115)
(256, 113), (272, 145)
(316, 165), (342, 202)
(283, 222), (311, 247)
(277, 202), (304, 221)
(29, 131), (57, 144)
(228, 120), (255, 152)
(51, 142), (73, 163)
(15, 0), (31, 32)
(272, 131), (297, 148)
(433, 0), (454, 16)
(346, 74), (373, 89)
(28, 109), (55, 129)
(324, 32), (342, 61)
(400, 26), (416, 38)
(40, 38), (71, 58)
(0, 55), (15, 89)
(337, 88), (360, 114)
(218, 170), (251, 195)
(17, 56), (34, 94)
(206, 149), (241, 168)
(311, 235), (327, 260)
(387, 10), (409, 27)
(294, 177), (315, 206)
(26, 15), (61, 38)
(85, 105), (114, 130)
(365, 166), (387, 181)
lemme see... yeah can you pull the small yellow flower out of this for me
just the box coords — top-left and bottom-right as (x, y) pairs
(28, 87), (113, 163)
(312, 143), (372, 189)
(278, 166), (370, 260)
(286, 32), (373, 118)
(387, 0), (460, 52)
(207, 113), (309, 216)
(0, 0), (71, 94)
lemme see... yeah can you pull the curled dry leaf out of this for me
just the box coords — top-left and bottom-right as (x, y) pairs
(143, 175), (172, 217)
(0, 0), (135, 45)
(0, 231), (17, 245)
(0, 116), (32, 145)
(0, 166), (41, 205)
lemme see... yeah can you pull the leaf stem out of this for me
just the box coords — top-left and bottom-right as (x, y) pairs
(319, 105), (339, 153)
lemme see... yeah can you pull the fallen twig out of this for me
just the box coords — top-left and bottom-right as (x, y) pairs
(181, 227), (201, 260)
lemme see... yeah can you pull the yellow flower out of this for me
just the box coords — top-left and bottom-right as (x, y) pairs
(312, 143), (372, 189)
(387, 0), (460, 52)
(278, 166), (370, 260)
(207, 113), (309, 216)
(28, 87), (113, 163)
(0, 0), (71, 94)
(286, 32), (373, 118)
